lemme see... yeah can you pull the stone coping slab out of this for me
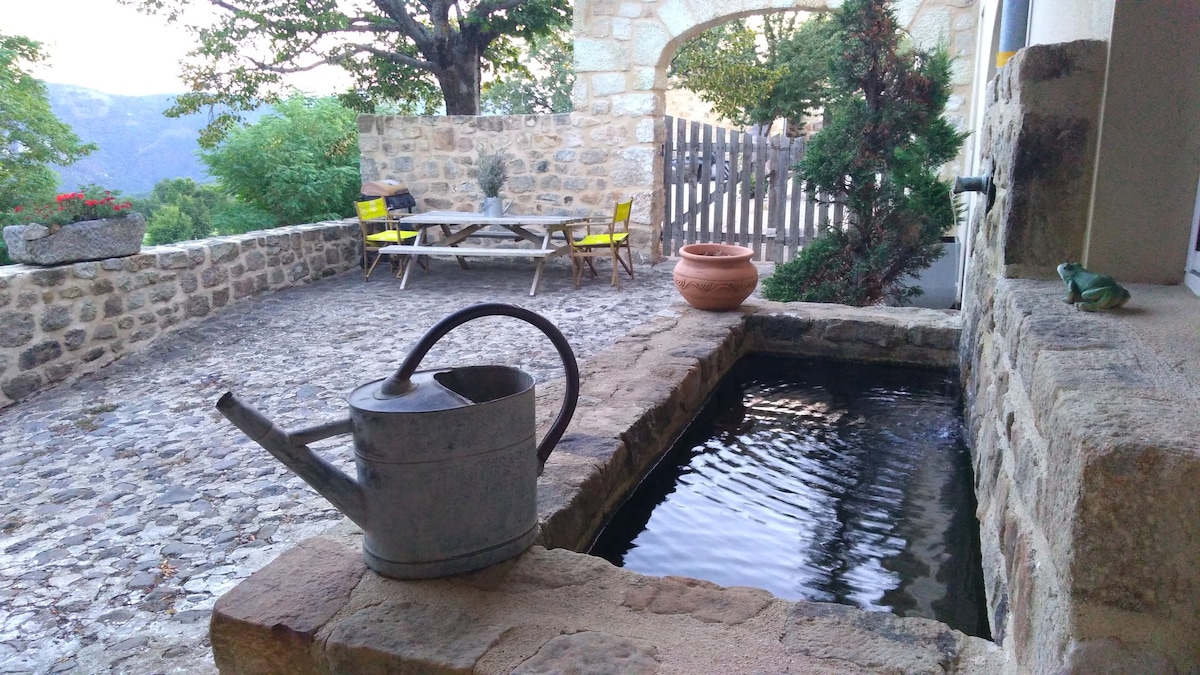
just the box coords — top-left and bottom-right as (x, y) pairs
(3, 214), (147, 266)
(210, 303), (997, 673)
(212, 531), (1003, 674)
(963, 279), (1200, 671)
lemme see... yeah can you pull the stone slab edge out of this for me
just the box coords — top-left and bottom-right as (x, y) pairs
(212, 533), (1004, 674)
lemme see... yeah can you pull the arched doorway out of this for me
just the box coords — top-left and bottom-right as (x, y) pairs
(572, 0), (980, 260)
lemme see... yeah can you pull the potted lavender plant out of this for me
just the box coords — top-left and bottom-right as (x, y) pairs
(476, 147), (509, 217)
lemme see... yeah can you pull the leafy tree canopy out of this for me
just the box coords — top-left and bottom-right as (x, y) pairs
(670, 13), (835, 132)
(762, 0), (967, 306)
(144, 204), (200, 246)
(481, 33), (573, 115)
(0, 34), (95, 212)
(201, 96), (360, 226)
(136, 177), (280, 245)
(121, 0), (571, 146)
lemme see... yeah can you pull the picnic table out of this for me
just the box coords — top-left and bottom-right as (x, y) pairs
(378, 211), (585, 296)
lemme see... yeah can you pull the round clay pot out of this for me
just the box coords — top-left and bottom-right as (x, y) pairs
(673, 243), (758, 311)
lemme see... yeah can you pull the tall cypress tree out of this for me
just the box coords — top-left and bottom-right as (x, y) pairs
(762, 0), (966, 306)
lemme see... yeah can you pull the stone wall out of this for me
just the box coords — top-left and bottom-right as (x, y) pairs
(571, 0), (981, 251)
(971, 40), (1106, 280)
(357, 0), (980, 267)
(0, 221), (360, 410)
(357, 114), (659, 260)
(961, 42), (1200, 673)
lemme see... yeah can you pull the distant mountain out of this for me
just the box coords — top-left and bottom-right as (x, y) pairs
(46, 84), (210, 196)
(46, 84), (266, 197)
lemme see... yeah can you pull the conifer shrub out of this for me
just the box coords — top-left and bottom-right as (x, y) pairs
(762, 0), (966, 305)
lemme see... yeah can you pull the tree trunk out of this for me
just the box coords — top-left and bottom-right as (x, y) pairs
(437, 57), (482, 115)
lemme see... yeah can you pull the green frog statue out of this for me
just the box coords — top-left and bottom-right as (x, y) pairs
(1056, 262), (1131, 311)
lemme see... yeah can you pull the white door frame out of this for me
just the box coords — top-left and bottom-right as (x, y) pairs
(1187, 173), (1200, 296)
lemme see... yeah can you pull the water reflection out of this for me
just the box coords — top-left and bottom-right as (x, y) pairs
(588, 356), (990, 638)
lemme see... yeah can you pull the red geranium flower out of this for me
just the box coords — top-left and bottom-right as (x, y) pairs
(7, 185), (136, 227)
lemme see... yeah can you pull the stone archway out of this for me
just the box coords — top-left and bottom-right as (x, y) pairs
(571, 0), (979, 260)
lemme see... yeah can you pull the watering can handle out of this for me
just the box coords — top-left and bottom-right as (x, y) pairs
(379, 303), (580, 468)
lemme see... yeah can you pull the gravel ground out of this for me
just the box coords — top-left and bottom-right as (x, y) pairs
(0, 258), (760, 674)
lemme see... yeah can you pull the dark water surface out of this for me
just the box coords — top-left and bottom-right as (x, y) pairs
(589, 356), (990, 638)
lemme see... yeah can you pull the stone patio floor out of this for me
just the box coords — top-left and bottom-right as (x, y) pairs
(0, 258), (733, 674)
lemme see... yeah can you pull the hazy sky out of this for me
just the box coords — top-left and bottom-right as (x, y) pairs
(6, 0), (341, 96)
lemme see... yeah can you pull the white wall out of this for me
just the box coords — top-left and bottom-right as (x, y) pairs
(965, 0), (1200, 284)
(1027, 0), (1115, 45)
(1086, 0), (1200, 282)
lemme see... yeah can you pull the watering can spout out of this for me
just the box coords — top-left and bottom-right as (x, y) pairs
(216, 392), (369, 528)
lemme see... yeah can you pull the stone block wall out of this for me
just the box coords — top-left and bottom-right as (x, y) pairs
(570, 0), (981, 251)
(971, 40), (1106, 280)
(0, 221), (360, 409)
(961, 42), (1200, 673)
(357, 114), (658, 260)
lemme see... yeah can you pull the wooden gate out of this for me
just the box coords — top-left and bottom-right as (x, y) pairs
(662, 116), (843, 262)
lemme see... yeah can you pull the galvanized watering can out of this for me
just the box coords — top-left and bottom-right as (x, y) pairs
(215, 303), (580, 579)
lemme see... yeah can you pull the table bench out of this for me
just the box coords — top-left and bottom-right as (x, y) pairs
(383, 211), (586, 296)
(378, 245), (553, 259)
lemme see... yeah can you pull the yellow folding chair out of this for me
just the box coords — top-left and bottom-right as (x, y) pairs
(569, 199), (635, 288)
(355, 197), (418, 280)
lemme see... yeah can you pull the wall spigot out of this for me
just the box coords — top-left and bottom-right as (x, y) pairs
(953, 174), (996, 213)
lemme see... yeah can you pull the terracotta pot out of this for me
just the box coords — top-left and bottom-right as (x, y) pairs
(673, 243), (758, 311)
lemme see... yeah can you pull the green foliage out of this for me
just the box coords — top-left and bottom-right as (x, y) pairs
(764, 0), (967, 306)
(144, 204), (199, 246)
(141, 179), (216, 222)
(0, 35), (96, 214)
(5, 185), (134, 228)
(476, 146), (509, 197)
(210, 201), (280, 235)
(134, 179), (213, 243)
(123, 0), (571, 145)
(671, 20), (777, 127)
(753, 17), (836, 129)
(481, 34), (574, 115)
(134, 178), (282, 245)
(201, 96), (360, 225)
(763, 227), (865, 303)
(670, 14), (834, 130)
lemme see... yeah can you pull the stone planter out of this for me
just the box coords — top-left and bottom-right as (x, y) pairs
(3, 213), (147, 265)
(673, 243), (759, 311)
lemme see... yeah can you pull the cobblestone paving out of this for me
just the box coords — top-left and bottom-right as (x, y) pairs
(0, 258), (769, 674)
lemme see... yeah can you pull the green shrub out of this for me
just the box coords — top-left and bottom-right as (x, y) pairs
(210, 202), (280, 235)
(144, 205), (203, 246)
(762, 0), (965, 306)
(202, 96), (360, 225)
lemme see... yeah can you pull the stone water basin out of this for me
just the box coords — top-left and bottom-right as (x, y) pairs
(209, 302), (1005, 674)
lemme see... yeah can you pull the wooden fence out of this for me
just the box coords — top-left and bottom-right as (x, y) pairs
(661, 116), (844, 262)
